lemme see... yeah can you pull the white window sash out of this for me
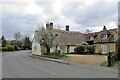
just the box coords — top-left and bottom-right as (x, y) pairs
(101, 45), (107, 53)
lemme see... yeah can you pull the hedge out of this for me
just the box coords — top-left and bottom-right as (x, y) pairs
(74, 45), (95, 54)
(2, 45), (15, 51)
(74, 46), (85, 54)
(6, 45), (14, 51)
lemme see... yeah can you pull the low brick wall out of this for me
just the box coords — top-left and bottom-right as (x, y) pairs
(67, 54), (107, 65)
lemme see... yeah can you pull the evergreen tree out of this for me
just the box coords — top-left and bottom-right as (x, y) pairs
(1, 36), (7, 47)
(24, 36), (31, 50)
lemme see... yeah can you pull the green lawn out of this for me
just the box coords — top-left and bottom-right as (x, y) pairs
(100, 60), (119, 67)
(0, 51), (17, 53)
(34, 54), (69, 59)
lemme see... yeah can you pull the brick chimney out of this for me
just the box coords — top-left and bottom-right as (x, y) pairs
(66, 25), (69, 31)
(46, 22), (50, 30)
(103, 25), (107, 31)
(50, 22), (53, 30)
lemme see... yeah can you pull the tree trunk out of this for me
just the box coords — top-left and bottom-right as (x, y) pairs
(46, 47), (50, 54)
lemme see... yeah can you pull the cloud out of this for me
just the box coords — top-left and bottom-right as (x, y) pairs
(2, 0), (118, 40)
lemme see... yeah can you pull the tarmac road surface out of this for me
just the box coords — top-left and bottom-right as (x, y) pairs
(2, 50), (118, 78)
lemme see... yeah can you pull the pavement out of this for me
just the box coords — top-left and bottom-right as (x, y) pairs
(2, 50), (118, 78)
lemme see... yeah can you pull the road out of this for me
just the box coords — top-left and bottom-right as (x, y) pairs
(2, 51), (118, 78)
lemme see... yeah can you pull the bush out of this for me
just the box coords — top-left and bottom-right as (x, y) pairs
(14, 45), (19, 50)
(6, 45), (14, 51)
(86, 45), (95, 54)
(74, 46), (85, 54)
(43, 50), (67, 58)
(74, 45), (95, 54)
(2, 47), (8, 51)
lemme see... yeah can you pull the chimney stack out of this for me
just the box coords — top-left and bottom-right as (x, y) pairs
(103, 26), (107, 31)
(50, 22), (53, 30)
(46, 22), (50, 30)
(66, 25), (69, 31)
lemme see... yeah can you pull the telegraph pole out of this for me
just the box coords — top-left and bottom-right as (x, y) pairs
(118, 2), (120, 60)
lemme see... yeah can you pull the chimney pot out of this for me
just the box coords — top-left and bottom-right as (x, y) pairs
(103, 25), (107, 31)
(46, 22), (50, 30)
(50, 22), (53, 30)
(66, 25), (69, 31)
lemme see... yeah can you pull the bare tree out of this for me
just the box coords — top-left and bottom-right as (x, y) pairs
(36, 25), (60, 54)
(14, 32), (21, 40)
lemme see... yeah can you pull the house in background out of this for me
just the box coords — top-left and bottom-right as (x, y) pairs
(32, 22), (118, 55)
(83, 26), (118, 54)
(32, 22), (86, 55)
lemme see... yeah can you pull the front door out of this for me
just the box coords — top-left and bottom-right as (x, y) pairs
(101, 45), (107, 54)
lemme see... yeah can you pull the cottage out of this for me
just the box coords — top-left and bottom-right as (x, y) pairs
(32, 22), (118, 55)
(32, 22), (86, 55)
(83, 26), (118, 54)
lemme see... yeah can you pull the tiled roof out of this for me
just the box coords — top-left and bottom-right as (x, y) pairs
(83, 28), (118, 43)
(94, 28), (118, 43)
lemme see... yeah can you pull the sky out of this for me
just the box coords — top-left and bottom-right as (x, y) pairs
(1, 0), (119, 40)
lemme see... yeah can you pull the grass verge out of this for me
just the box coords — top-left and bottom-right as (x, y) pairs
(32, 54), (70, 59)
(100, 60), (119, 67)
(0, 51), (17, 52)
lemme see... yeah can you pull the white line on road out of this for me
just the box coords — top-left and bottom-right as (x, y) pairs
(33, 65), (56, 75)
(21, 59), (57, 75)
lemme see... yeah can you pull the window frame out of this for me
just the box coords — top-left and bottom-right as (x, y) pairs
(102, 34), (108, 39)
(90, 36), (94, 40)
(101, 45), (107, 53)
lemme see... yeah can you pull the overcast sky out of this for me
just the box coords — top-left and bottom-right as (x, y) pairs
(1, 0), (119, 40)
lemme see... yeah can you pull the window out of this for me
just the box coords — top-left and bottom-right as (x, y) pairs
(102, 34), (108, 39)
(101, 45), (107, 54)
(90, 36), (94, 40)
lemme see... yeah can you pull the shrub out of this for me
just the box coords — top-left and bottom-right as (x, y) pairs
(6, 45), (14, 51)
(86, 45), (95, 54)
(43, 50), (66, 58)
(2, 47), (8, 51)
(14, 45), (19, 50)
(74, 46), (85, 54)
(74, 45), (95, 54)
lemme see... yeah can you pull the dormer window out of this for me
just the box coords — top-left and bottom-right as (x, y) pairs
(90, 36), (94, 40)
(102, 34), (108, 39)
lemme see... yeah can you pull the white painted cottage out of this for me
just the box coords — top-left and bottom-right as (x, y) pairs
(32, 22), (86, 55)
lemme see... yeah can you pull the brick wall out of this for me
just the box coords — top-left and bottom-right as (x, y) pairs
(95, 43), (116, 54)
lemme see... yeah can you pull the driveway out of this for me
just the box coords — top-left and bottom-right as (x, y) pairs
(67, 54), (107, 65)
(2, 50), (118, 78)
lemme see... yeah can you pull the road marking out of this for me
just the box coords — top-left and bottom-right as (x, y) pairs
(21, 60), (29, 64)
(21, 59), (56, 75)
(33, 65), (57, 75)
